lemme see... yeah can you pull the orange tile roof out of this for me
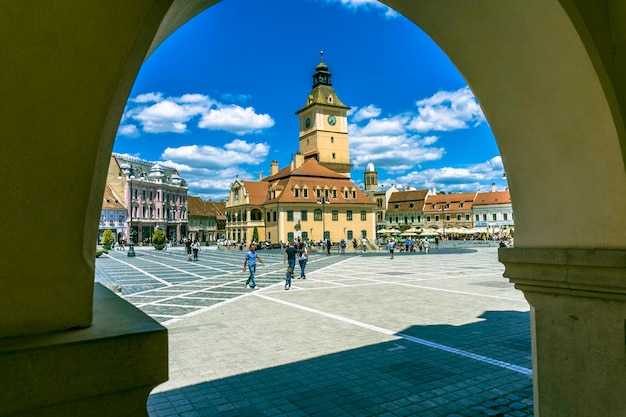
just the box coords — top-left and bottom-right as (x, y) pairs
(242, 180), (269, 205)
(473, 191), (511, 206)
(188, 196), (213, 217)
(386, 189), (429, 213)
(244, 159), (375, 207)
(206, 200), (226, 219)
(102, 184), (125, 210)
(264, 158), (348, 181)
(423, 192), (477, 213)
(388, 189), (430, 203)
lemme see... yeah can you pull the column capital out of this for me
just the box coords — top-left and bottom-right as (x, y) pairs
(499, 247), (626, 300)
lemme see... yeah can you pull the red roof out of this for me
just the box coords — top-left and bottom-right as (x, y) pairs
(473, 191), (511, 206)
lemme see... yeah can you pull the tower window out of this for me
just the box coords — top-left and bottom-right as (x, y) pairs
(331, 137), (334, 143)
(332, 153), (336, 159)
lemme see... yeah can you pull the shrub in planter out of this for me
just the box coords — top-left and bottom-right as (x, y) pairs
(101, 229), (115, 250)
(96, 248), (108, 258)
(152, 229), (167, 250)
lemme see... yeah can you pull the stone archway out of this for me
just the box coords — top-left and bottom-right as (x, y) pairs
(1, 1), (624, 416)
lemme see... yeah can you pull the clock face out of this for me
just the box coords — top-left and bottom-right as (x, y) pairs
(305, 117), (311, 129)
(327, 115), (336, 126)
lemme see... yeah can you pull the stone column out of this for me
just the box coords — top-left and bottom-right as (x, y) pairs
(499, 248), (626, 417)
(0, 1), (172, 415)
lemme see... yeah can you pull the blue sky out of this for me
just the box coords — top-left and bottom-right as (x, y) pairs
(114, 0), (506, 201)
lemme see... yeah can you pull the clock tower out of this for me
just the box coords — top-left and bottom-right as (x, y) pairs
(296, 52), (352, 177)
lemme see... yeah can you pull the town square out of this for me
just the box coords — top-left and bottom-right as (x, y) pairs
(96, 244), (533, 416)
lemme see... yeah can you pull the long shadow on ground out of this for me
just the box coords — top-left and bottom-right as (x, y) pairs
(148, 310), (532, 417)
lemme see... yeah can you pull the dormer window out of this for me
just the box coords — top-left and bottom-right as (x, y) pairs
(409, 202), (415, 208)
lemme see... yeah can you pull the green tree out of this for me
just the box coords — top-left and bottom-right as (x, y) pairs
(101, 229), (115, 249)
(252, 227), (259, 243)
(152, 229), (166, 247)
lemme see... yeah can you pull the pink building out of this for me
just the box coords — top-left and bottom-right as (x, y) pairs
(113, 154), (189, 244)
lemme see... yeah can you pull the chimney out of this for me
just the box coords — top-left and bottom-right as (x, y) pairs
(294, 152), (304, 169)
(270, 160), (278, 176)
(258, 173), (263, 181)
(290, 159), (295, 171)
(432, 185), (437, 195)
(491, 182), (496, 192)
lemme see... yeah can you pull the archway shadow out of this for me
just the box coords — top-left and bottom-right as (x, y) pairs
(148, 310), (532, 416)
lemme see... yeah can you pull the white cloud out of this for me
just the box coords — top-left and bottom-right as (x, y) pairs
(389, 156), (506, 192)
(351, 104), (382, 122)
(132, 92), (163, 103)
(318, 0), (399, 17)
(117, 124), (139, 137)
(132, 100), (193, 133)
(408, 86), (485, 133)
(349, 133), (445, 174)
(118, 92), (274, 136)
(198, 105), (275, 135)
(161, 139), (270, 169)
(350, 115), (409, 136)
(153, 139), (272, 201)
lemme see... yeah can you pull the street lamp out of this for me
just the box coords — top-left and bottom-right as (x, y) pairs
(127, 178), (136, 257)
(316, 195), (329, 241)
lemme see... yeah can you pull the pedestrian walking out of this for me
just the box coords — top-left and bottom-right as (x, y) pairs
(297, 241), (308, 279)
(388, 238), (396, 259)
(184, 237), (192, 261)
(283, 241), (298, 290)
(340, 238), (346, 253)
(192, 239), (200, 261)
(423, 239), (431, 253)
(326, 238), (332, 256)
(243, 244), (265, 289)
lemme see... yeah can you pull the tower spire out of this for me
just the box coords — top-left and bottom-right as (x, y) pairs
(313, 50), (332, 87)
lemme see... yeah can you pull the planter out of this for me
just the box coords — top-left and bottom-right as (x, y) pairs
(153, 244), (166, 250)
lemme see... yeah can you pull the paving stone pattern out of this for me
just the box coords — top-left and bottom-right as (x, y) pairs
(96, 245), (533, 416)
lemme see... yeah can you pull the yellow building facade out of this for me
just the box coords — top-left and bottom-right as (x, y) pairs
(225, 55), (375, 245)
(226, 157), (376, 245)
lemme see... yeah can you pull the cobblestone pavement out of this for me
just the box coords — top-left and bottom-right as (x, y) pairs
(96, 245), (533, 416)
